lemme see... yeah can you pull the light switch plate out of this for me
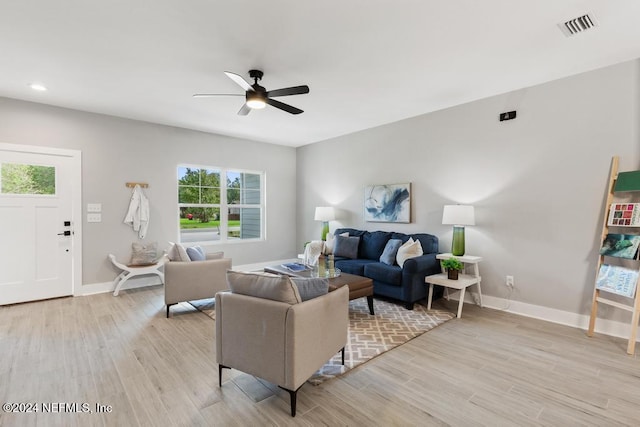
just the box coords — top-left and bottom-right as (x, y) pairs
(87, 203), (102, 212)
(87, 213), (102, 223)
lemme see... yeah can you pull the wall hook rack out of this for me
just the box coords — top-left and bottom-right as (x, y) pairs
(125, 182), (149, 189)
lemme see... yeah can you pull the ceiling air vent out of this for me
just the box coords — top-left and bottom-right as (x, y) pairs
(559, 13), (598, 37)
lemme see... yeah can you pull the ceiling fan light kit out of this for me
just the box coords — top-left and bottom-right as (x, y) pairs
(194, 69), (309, 115)
(246, 100), (266, 109)
(246, 92), (266, 109)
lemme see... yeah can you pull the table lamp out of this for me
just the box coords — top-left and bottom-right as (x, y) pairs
(314, 206), (335, 241)
(442, 205), (475, 256)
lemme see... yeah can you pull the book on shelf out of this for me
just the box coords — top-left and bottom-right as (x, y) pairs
(595, 264), (639, 298)
(607, 203), (640, 226)
(599, 234), (640, 259)
(614, 170), (640, 192)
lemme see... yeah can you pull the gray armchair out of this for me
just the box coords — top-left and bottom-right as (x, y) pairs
(164, 255), (232, 317)
(216, 278), (349, 416)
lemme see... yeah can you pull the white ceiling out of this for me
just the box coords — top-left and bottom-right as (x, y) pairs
(2, 1), (640, 147)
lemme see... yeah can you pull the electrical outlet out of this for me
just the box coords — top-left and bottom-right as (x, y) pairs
(506, 275), (514, 289)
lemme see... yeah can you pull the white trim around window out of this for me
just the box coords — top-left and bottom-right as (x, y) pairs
(177, 164), (265, 245)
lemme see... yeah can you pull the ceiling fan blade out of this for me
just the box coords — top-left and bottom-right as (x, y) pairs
(238, 103), (251, 116)
(192, 93), (243, 98)
(265, 85), (310, 98)
(266, 98), (303, 115)
(225, 71), (253, 92)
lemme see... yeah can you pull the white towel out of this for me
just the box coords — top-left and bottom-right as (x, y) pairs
(304, 240), (325, 266)
(123, 184), (149, 239)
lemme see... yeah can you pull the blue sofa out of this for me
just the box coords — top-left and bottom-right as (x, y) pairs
(332, 228), (443, 310)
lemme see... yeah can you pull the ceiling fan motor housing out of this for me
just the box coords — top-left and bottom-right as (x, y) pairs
(247, 70), (266, 105)
(249, 69), (264, 81)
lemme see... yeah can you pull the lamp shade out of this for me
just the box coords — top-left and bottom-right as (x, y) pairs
(442, 205), (475, 226)
(314, 206), (336, 222)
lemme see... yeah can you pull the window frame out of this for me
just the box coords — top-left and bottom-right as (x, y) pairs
(177, 164), (265, 245)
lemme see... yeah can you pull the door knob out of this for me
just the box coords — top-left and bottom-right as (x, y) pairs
(57, 230), (71, 236)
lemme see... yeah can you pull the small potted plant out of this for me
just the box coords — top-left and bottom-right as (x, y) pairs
(441, 257), (463, 280)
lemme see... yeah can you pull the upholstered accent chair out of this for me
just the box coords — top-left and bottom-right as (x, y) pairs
(164, 255), (232, 317)
(216, 272), (349, 416)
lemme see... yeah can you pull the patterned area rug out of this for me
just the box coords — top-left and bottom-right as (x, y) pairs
(189, 297), (454, 385)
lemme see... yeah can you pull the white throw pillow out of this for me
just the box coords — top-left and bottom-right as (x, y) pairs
(167, 241), (191, 262)
(324, 232), (349, 255)
(396, 238), (424, 268)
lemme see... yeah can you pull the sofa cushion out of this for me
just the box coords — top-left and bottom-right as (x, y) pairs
(409, 233), (439, 255)
(227, 270), (302, 305)
(207, 251), (225, 260)
(390, 232), (411, 244)
(390, 232), (438, 255)
(379, 238), (402, 265)
(364, 263), (403, 287)
(360, 231), (392, 260)
(334, 258), (378, 276)
(334, 235), (360, 259)
(290, 277), (329, 301)
(396, 238), (423, 268)
(186, 245), (206, 261)
(334, 228), (366, 238)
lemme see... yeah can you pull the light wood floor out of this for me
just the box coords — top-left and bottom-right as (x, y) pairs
(1, 285), (639, 427)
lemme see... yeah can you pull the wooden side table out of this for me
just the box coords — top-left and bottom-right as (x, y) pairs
(425, 253), (483, 318)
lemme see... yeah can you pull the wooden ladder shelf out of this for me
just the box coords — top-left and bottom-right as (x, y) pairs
(588, 156), (640, 355)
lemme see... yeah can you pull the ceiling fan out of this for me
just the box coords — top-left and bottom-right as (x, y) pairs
(193, 70), (310, 115)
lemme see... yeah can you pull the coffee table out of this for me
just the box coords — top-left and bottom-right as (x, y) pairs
(264, 264), (374, 315)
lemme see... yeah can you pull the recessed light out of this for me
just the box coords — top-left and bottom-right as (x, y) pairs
(29, 83), (47, 91)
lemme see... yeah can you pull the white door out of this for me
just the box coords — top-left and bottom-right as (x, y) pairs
(0, 144), (81, 305)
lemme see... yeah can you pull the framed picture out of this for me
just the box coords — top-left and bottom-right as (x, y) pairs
(364, 183), (411, 223)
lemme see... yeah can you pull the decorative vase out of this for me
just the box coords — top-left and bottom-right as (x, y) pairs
(451, 225), (465, 256)
(318, 255), (326, 277)
(321, 221), (330, 241)
(328, 254), (335, 277)
(447, 269), (459, 280)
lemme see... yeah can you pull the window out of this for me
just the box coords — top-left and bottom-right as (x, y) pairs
(178, 165), (264, 243)
(0, 162), (55, 195)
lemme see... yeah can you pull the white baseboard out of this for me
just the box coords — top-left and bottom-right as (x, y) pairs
(444, 289), (639, 343)
(78, 275), (163, 296)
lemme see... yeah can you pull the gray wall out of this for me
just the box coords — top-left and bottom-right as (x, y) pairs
(297, 59), (640, 319)
(0, 98), (297, 286)
(2, 57), (639, 319)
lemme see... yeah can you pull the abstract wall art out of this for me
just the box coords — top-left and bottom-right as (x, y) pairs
(364, 183), (411, 223)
